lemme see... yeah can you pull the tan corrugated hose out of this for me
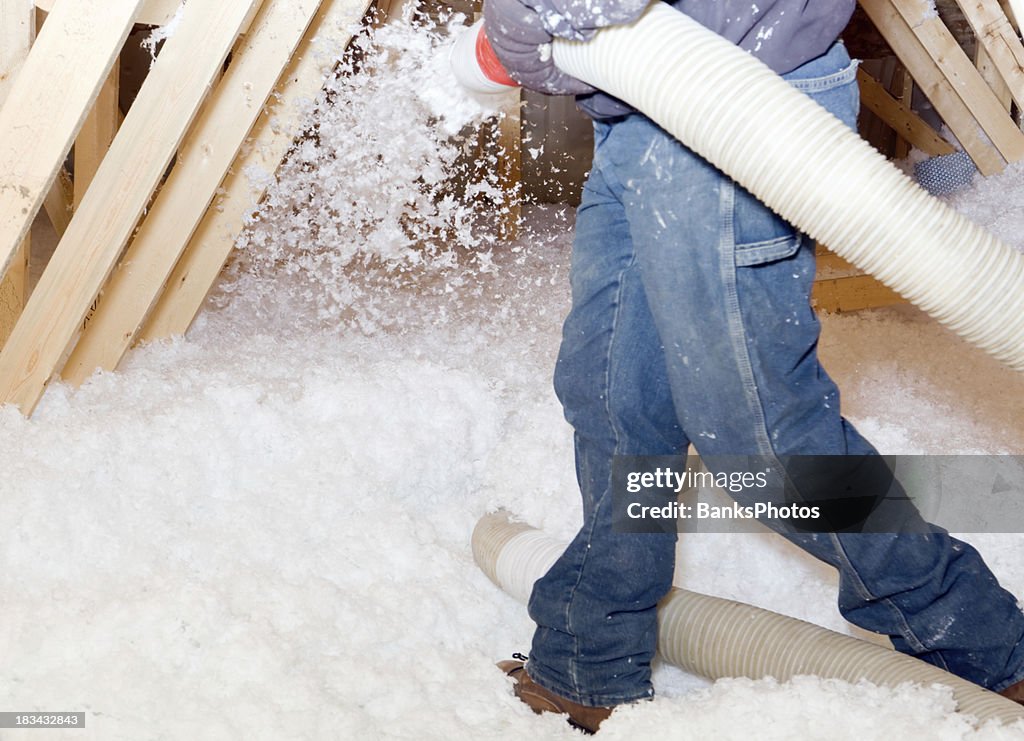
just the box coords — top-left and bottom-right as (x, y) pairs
(473, 511), (1024, 725)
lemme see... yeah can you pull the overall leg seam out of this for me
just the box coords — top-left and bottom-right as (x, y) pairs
(826, 532), (938, 660)
(563, 237), (638, 697)
(718, 179), (939, 662)
(717, 180), (775, 458)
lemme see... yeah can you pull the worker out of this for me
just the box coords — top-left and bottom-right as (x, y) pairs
(481, 0), (1024, 732)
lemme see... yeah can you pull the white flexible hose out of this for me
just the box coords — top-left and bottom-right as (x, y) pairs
(547, 3), (1024, 371)
(473, 511), (1024, 726)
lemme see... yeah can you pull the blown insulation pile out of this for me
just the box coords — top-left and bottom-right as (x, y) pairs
(2, 11), (1024, 741)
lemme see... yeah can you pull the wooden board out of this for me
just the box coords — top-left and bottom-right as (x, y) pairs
(42, 169), (72, 238)
(859, 0), (1006, 175)
(975, 46), (1013, 112)
(34, 0), (180, 27)
(889, 0), (1024, 162)
(813, 246), (907, 312)
(1002, 0), (1023, 30)
(497, 92), (522, 241)
(0, 0), (35, 346)
(0, 0), (264, 415)
(815, 247), (860, 276)
(140, 0), (374, 342)
(0, 1), (34, 102)
(74, 64), (121, 209)
(952, 0), (1024, 113)
(893, 64), (914, 159)
(0, 0), (143, 280)
(856, 67), (955, 156)
(812, 274), (908, 313)
(62, 0), (326, 384)
(73, 58), (119, 346)
(35, 0), (262, 33)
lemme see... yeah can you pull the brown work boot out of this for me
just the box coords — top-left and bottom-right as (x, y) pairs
(498, 655), (614, 734)
(1000, 679), (1024, 704)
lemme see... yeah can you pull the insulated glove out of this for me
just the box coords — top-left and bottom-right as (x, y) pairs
(482, 0), (649, 95)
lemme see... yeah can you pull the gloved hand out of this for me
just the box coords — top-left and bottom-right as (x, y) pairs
(482, 0), (649, 95)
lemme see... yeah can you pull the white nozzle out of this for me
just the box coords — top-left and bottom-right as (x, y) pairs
(450, 20), (519, 95)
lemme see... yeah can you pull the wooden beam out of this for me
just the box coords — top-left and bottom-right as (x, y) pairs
(42, 169), (72, 238)
(497, 92), (522, 241)
(857, 60), (893, 156)
(0, 0), (35, 346)
(36, 0), (261, 33)
(952, 0), (1024, 113)
(0, 0), (264, 415)
(813, 244), (907, 312)
(1002, 0), (1024, 128)
(34, 0), (181, 27)
(63, 0), (327, 384)
(1003, 0), (1024, 31)
(812, 273), (908, 313)
(72, 60), (120, 333)
(975, 46), (1013, 111)
(859, 0), (1006, 174)
(74, 64), (121, 209)
(856, 67), (955, 156)
(888, 0), (1024, 163)
(815, 247), (857, 276)
(893, 63), (914, 159)
(0, 1), (34, 102)
(380, 0), (414, 23)
(0, 0), (143, 281)
(0, 241), (26, 344)
(140, 0), (374, 342)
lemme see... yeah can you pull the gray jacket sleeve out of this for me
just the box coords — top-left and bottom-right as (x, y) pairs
(483, 0), (648, 95)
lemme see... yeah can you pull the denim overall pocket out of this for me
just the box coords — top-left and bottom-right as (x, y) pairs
(733, 43), (859, 267)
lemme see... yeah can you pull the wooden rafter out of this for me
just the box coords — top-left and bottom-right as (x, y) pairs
(42, 169), (72, 238)
(856, 68), (955, 157)
(63, 0), (330, 384)
(140, 0), (375, 342)
(888, 0), (1024, 161)
(0, 0), (143, 279)
(0, 0), (264, 414)
(74, 65), (120, 210)
(951, 0), (1024, 113)
(859, 0), (1008, 174)
(34, 0), (181, 27)
(0, 0), (35, 346)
